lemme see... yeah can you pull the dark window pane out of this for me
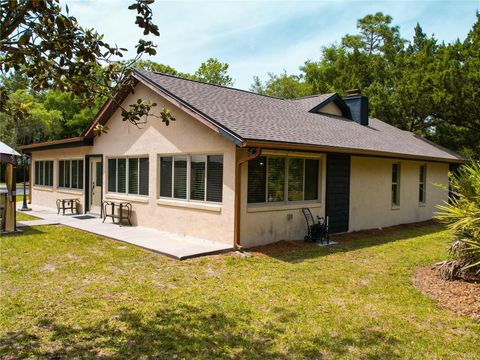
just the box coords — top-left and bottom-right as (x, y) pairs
(139, 158), (149, 196)
(95, 161), (101, 188)
(392, 184), (399, 205)
(305, 159), (319, 200)
(35, 161), (40, 185)
(117, 159), (126, 193)
(392, 164), (399, 183)
(267, 157), (285, 202)
(207, 155), (223, 202)
(190, 155), (206, 201)
(288, 158), (304, 201)
(72, 160), (78, 188)
(248, 156), (266, 203)
(49, 161), (53, 186)
(108, 159), (116, 193)
(64, 160), (70, 188)
(173, 157), (187, 199)
(44, 161), (50, 187)
(419, 184), (425, 203)
(79, 160), (84, 189)
(128, 158), (139, 195)
(59, 161), (65, 187)
(39, 161), (44, 185)
(160, 157), (172, 197)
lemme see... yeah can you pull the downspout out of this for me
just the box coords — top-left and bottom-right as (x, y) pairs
(234, 147), (262, 250)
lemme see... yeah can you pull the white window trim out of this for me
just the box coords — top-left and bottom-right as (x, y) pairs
(33, 160), (54, 188)
(106, 156), (149, 197)
(58, 159), (84, 191)
(158, 153), (224, 205)
(247, 155), (322, 207)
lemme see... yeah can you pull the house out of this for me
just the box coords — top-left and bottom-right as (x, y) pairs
(19, 69), (464, 248)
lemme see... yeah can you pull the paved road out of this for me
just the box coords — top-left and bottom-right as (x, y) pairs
(0, 186), (29, 195)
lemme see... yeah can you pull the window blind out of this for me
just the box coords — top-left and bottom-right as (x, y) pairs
(108, 159), (116, 192)
(248, 156), (267, 203)
(190, 155), (206, 201)
(207, 155), (223, 202)
(64, 160), (70, 188)
(72, 160), (78, 188)
(117, 158), (126, 193)
(39, 161), (44, 186)
(288, 158), (304, 201)
(139, 158), (149, 196)
(160, 157), (173, 197)
(35, 162), (40, 185)
(174, 157), (187, 199)
(128, 158), (139, 195)
(304, 159), (319, 200)
(267, 157), (285, 202)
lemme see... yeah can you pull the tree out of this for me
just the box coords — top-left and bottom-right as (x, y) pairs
(250, 12), (480, 158)
(249, 71), (311, 98)
(1, 0), (162, 127)
(193, 58), (233, 86)
(0, 90), (63, 148)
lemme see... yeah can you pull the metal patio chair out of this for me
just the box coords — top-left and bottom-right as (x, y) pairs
(302, 208), (329, 244)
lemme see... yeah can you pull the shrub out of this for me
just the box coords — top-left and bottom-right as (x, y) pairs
(434, 161), (480, 282)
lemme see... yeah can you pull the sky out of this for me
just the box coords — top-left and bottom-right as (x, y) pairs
(65, 0), (479, 89)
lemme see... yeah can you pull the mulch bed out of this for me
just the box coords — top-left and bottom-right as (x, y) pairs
(414, 267), (480, 321)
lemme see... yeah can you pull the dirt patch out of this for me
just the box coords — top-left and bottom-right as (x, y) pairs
(414, 267), (480, 321)
(243, 220), (438, 257)
(330, 220), (437, 243)
(247, 240), (318, 257)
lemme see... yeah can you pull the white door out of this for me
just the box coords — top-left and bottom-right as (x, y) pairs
(89, 157), (102, 214)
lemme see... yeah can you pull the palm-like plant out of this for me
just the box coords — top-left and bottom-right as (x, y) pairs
(435, 161), (480, 281)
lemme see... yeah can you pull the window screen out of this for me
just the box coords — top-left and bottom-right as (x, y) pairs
(267, 157), (285, 202)
(173, 157), (187, 199)
(160, 157), (173, 197)
(248, 156), (267, 203)
(190, 155), (206, 201)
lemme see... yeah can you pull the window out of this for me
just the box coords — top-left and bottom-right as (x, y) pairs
(419, 164), (426, 204)
(58, 160), (83, 189)
(392, 163), (400, 207)
(34, 160), (53, 187)
(107, 157), (149, 196)
(247, 156), (320, 204)
(159, 154), (223, 203)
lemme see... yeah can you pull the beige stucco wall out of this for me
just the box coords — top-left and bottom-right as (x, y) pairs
(31, 146), (90, 212)
(29, 83), (236, 244)
(319, 102), (343, 116)
(349, 156), (449, 232)
(239, 150), (327, 248)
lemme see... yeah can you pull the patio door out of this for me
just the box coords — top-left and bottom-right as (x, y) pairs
(89, 157), (102, 214)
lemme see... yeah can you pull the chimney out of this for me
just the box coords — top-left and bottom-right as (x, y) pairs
(343, 89), (369, 126)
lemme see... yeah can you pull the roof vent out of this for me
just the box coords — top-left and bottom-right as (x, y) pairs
(343, 90), (369, 126)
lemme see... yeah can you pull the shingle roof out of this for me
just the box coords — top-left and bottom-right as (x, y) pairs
(134, 69), (464, 162)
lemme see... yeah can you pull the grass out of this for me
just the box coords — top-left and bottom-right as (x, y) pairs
(16, 211), (39, 221)
(0, 224), (479, 359)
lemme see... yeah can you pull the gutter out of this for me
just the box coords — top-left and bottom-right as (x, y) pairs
(234, 147), (262, 250)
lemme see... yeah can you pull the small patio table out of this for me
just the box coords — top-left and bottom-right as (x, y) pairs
(102, 200), (132, 226)
(56, 198), (80, 215)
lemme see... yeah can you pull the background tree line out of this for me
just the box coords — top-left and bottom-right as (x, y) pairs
(251, 12), (480, 158)
(0, 57), (233, 148)
(1, 11), (478, 158)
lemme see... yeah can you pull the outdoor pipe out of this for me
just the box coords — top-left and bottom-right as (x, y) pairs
(234, 147), (262, 250)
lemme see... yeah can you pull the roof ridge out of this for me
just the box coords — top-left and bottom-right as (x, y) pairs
(290, 93), (336, 100)
(133, 68), (286, 100)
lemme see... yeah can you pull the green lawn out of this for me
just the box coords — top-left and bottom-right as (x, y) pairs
(16, 211), (39, 221)
(0, 224), (479, 359)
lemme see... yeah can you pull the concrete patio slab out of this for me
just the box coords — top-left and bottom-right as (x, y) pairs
(17, 219), (60, 227)
(16, 203), (233, 260)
